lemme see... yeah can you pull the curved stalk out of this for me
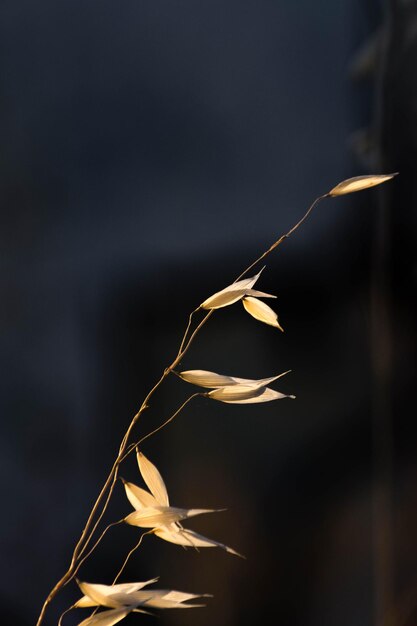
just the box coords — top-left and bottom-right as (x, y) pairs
(58, 604), (75, 626)
(112, 531), (154, 585)
(71, 519), (125, 580)
(35, 192), (327, 626)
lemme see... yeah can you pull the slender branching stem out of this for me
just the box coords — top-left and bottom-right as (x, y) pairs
(35, 193), (327, 626)
(77, 534), (154, 626)
(35, 567), (79, 626)
(77, 468), (121, 561)
(136, 393), (201, 448)
(177, 307), (200, 356)
(234, 195), (327, 282)
(120, 393), (201, 463)
(71, 519), (125, 580)
(112, 531), (154, 585)
(179, 309), (213, 356)
(58, 604), (75, 626)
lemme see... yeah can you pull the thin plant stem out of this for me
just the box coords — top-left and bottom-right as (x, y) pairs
(179, 309), (213, 357)
(58, 604), (75, 626)
(35, 192), (327, 626)
(75, 319), (207, 570)
(135, 393), (201, 449)
(35, 323), (201, 625)
(120, 393), (201, 463)
(178, 195), (326, 357)
(234, 194), (327, 282)
(112, 531), (154, 585)
(177, 308), (200, 356)
(77, 467), (121, 561)
(50, 519), (124, 626)
(75, 392), (200, 575)
(35, 565), (81, 626)
(35, 410), (151, 625)
(80, 532), (154, 626)
(71, 519), (125, 580)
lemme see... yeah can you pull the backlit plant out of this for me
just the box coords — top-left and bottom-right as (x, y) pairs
(35, 173), (397, 626)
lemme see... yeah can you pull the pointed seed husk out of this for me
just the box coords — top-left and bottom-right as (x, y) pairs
(220, 386), (295, 404)
(78, 582), (123, 609)
(179, 369), (290, 389)
(242, 296), (283, 330)
(178, 369), (237, 388)
(200, 268), (265, 310)
(137, 451), (169, 507)
(245, 288), (277, 298)
(207, 383), (268, 402)
(154, 527), (244, 557)
(124, 506), (218, 528)
(75, 580), (159, 608)
(123, 480), (159, 511)
(328, 173), (397, 196)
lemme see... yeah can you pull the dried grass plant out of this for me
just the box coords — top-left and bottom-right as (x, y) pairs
(35, 173), (397, 626)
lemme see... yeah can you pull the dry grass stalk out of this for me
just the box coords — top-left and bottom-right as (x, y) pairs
(35, 173), (396, 626)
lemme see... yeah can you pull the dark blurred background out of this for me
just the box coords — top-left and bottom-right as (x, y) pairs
(1, 1), (417, 625)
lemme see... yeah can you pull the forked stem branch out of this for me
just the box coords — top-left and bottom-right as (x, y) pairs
(35, 193), (327, 626)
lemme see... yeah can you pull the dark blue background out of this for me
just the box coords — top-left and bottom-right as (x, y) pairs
(1, 1), (416, 625)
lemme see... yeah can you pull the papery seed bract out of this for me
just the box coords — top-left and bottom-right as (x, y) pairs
(154, 527), (244, 558)
(122, 480), (158, 511)
(242, 296), (283, 331)
(232, 371), (290, 385)
(76, 580), (209, 613)
(207, 383), (270, 402)
(130, 590), (211, 608)
(179, 369), (289, 389)
(200, 268), (264, 309)
(78, 582), (124, 609)
(328, 173), (397, 196)
(157, 590), (212, 604)
(139, 596), (207, 609)
(179, 369), (237, 388)
(76, 580), (159, 608)
(124, 451), (241, 556)
(124, 505), (219, 528)
(220, 387), (295, 404)
(137, 451), (169, 506)
(245, 288), (277, 298)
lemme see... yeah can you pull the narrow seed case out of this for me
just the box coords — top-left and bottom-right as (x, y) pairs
(123, 450), (240, 556)
(125, 505), (219, 528)
(178, 369), (290, 389)
(207, 384), (294, 404)
(75, 579), (210, 622)
(200, 268), (264, 309)
(220, 387), (295, 404)
(154, 527), (244, 558)
(178, 369), (237, 388)
(75, 580), (159, 608)
(242, 296), (283, 330)
(328, 173), (397, 196)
